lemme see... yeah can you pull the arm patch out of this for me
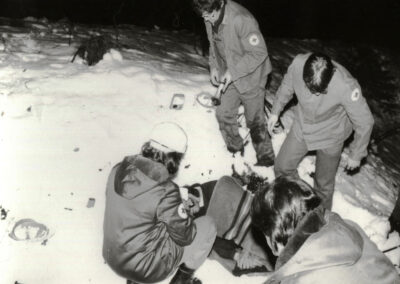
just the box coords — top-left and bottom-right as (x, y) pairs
(248, 33), (260, 46)
(351, 88), (361, 101)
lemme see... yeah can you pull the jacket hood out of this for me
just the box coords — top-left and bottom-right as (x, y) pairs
(114, 155), (170, 199)
(267, 207), (363, 283)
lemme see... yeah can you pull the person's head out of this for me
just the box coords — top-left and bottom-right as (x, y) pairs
(303, 53), (335, 95)
(141, 122), (188, 176)
(192, 0), (226, 24)
(251, 175), (321, 256)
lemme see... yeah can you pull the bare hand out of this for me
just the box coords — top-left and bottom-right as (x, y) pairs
(235, 250), (266, 269)
(345, 157), (360, 171)
(187, 194), (201, 215)
(221, 71), (232, 92)
(210, 68), (220, 86)
(267, 114), (279, 135)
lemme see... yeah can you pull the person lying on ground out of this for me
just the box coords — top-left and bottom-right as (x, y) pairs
(183, 174), (275, 276)
(102, 122), (217, 284)
(251, 175), (399, 284)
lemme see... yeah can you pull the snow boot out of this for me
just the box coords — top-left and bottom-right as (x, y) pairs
(255, 153), (274, 167)
(169, 264), (201, 284)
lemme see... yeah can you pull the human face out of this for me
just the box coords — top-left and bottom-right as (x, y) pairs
(201, 9), (222, 25)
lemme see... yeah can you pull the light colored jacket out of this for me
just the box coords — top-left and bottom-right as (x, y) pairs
(103, 155), (195, 283)
(205, 0), (272, 93)
(265, 207), (400, 284)
(271, 53), (374, 161)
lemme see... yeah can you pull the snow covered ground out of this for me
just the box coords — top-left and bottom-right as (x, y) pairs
(0, 17), (399, 284)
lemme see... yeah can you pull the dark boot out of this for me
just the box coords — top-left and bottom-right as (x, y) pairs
(169, 264), (201, 284)
(255, 153), (274, 167)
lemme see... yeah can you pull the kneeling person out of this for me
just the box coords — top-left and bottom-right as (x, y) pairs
(103, 122), (217, 284)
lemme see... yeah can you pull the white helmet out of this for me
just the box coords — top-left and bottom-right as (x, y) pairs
(149, 122), (188, 153)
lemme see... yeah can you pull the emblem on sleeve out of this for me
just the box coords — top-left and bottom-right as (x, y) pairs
(249, 34), (260, 46)
(351, 88), (360, 101)
(178, 203), (188, 219)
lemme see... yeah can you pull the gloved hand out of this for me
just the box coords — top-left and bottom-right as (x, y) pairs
(267, 114), (279, 135)
(210, 68), (220, 86)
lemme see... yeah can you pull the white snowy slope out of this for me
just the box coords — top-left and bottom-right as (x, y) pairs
(0, 17), (398, 284)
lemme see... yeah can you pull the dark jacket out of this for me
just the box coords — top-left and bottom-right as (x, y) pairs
(272, 53), (374, 161)
(205, 0), (272, 93)
(103, 155), (196, 283)
(265, 207), (399, 284)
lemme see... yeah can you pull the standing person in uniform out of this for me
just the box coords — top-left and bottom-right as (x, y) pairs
(103, 122), (217, 284)
(268, 53), (374, 209)
(192, 0), (275, 167)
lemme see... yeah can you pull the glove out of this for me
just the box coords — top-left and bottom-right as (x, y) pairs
(267, 114), (279, 136)
(210, 68), (220, 86)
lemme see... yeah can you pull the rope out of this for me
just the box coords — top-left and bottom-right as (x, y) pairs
(196, 92), (217, 109)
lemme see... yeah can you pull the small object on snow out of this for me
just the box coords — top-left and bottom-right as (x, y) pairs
(98, 168), (103, 172)
(212, 83), (224, 106)
(71, 35), (112, 66)
(64, 207), (73, 211)
(170, 93), (185, 110)
(0, 206), (8, 220)
(73, 147), (79, 152)
(196, 92), (216, 109)
(184, 164), (190, 169)
(9, 219), (51, 242)
(26, 106), (31, 112)
(86, 198), (96, 208)
(211, 96), (221, 106)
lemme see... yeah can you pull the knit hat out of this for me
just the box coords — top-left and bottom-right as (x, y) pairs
(149, 122), (188, 153)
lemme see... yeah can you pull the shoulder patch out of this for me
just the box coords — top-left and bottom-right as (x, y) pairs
(178, 203), (188, 219)
(248, 33), (260, 46)
(351, 88), (361, 101)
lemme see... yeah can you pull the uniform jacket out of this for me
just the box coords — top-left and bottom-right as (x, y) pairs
(265, 207), (400, 284)
(103, 155), (195, 283)
(205, 0), (272, 93)
(271, 53), (374, 161)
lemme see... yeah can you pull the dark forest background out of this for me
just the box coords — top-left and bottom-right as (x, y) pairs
(1, 0), (399, 49)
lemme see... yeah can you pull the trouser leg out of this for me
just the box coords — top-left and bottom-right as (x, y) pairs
(216, 84), (243, 153)
(314, 143), (343, 210)
(242, 86), (274, 165)
(274, 128), (308, 178)
(180, 216), (217, 269)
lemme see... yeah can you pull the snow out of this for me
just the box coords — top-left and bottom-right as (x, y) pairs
(0, 17), (399, 284)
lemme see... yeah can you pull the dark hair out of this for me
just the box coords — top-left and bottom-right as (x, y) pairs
(251, 175), (321, 253)
(141, 142), (183, 175)
(303, 53), (335, 94)
(192, 0), (226, 14)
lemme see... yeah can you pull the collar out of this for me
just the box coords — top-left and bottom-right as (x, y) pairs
(212, 4), (226, 33)
(275, 206), (326, 269)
